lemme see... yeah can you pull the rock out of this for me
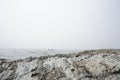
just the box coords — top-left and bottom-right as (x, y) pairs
(25, 56), (33, 62)
(0, 67), (4, 73)
(0, 49), (120, 80)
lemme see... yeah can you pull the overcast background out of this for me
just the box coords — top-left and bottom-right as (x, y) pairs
(0, 0), (120, 49)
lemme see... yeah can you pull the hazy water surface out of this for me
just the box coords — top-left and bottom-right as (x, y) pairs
(0, 49), (81, 59)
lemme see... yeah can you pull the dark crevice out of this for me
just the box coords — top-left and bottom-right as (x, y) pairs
(31, 73), (39, 77)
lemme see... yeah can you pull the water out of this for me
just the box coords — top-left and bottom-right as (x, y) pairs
(0, 49), (81, 59)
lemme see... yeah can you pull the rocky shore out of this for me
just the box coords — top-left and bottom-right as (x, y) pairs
(0, 49), (120, 80)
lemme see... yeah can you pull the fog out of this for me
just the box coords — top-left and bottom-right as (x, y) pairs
(0, 0), (120, 49)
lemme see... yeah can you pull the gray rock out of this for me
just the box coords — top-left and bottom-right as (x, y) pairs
(0, 49), (120, 80)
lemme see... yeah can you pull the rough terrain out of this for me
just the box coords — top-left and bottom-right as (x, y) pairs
(0, 49), (120, 80)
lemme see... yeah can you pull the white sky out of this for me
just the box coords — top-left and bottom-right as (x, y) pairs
(0, 0), (120, 49)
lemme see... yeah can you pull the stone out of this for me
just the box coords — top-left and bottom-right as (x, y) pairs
(0, 49), (120, 80)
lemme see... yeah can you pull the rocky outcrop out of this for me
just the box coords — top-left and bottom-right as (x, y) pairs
(0, 49), (120, 80)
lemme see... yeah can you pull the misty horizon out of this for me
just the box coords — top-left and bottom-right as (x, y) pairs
(0, 0), (120, 49)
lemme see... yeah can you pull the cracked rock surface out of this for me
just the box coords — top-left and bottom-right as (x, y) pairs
(0, 49), (120, 80)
